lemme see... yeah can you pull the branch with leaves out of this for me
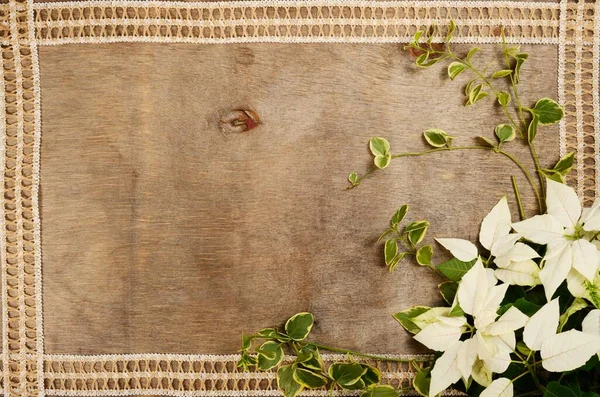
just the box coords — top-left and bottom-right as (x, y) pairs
(239, 23), (600, 397)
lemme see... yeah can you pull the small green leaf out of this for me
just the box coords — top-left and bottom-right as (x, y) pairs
(445, 20), (456, 42)
(393, 306), (430, 334)
(466, 47), (480, 63)
(257, 341), (284, 370)
(369, 137), (390, 157)
(348, 172), (359, 185)
(423, 128), (452, 148)
(527, 114), (539, 143)
(298, 345), (323, 371)
(378, 228), (396, 243)
(328, 362), (366, 387)
(559, 298), (588, 332)
(360, 364), (382, 387)
(405, 220), (429, 246)
(495, 124), (516, 143)
(391, 205), (409, 227)
(277, 365), (304, 397)
(473, 91), (488, 104)
(285, 312), (314, 341)
(553, 152), (575, 175)
(497, 91), (511, 107)
(236, 351), (257, 370)
(292, 368), (328, 389)
(516, 341), (531, 356)
(512, 297), (541, 317)
(413, 366), (431, 397)
(361, 385), (398, 397)
(492, 69), (513, 78)
(448, 304), (464, 317)
(437, 258), (477, 281)
(477, 136), (497, 148)
(374, 153), (392, 169)
(388, 252), (406, 273)
(448, 62), (466, 80)
(416, 245), (433, 266)
(438, 281), (458, 305)
(544, 381), (578, 397)
(384, 239), (399, 266)
(513, 52), (528, 84)
(413, 30), (423, 43)
(241, 333), (252, 350)
(466, 84), (486, 106)
(529, 98), (564, 125)
(544, 169), (565, 183)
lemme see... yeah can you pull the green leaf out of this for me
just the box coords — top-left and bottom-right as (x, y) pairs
(374, 153), (392, 169)
(527, 114), (539, 143)
(553, 152), (575, 175)
(405, 221), (429, 246)
(369, 137), (390, 157)
(445, 20), (456, 42)
(388, 252), (406, 273)
(448, 304), (464, 317)
(423, 128), (452, 148)
(466, 84), (488, 106)
(413, 366), (431, 397)
(340, 378), (366, 391)
(448, 62), (466, 80)
(416, 53), (440, 68)
(516, 341), (531, 356)
(512, 297), (541, 317)
(529, 98), (564, 125)
(513, 52), (528, 84)
(412, 30), (423, 44)
(361, 385), (398, 397)
(328, 362), (366, 388)
(497, 91), (511, 107)
(285, 312), (314, 341)
(298, 345), (323, 371)
(378, 228), (396, 243)
(492, 69), (513, 78)
(544, 169), (565, 183)
(391, 205), (408, 227)
(416, 245), (433, 266)
(436, 258), (477, 281)
(385, 239), (399, 266)
(544, 381), (578, 397)
(393, 306), (431, 334)
(438, 281), (458, 305)
(559, 298), (588, 332)
(236, 351), (258, 370)
(277, 365), (304, 397)
(257, 341), (284, 370)
(292, 368), (328, 389)
(495, 124), (516, 143)
(360, 364), (381, 387)
(241, 333), (252, 350)
(477, 136), (497, 148)
(348, 172), (359, 185)
(466, 47), (480, 63)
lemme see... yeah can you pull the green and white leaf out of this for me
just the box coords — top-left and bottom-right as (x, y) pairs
(558, 298), (588, 332)
(285, 312), (314, 341)
(393, 306), (431, 334)
(328, 363), (366, 387)
(292, 368), (328, 389)
(374, 153), (392, 169)
(448, 62), (466, 80)
(416, 245), (433, 266)
(257, 341), (285, 371)
(491, 70), (513, 78)
(553, 152), (575, 176)
(529, 98), (564, 125)
(497, 91), (511, 107)
(385, 239), (398, 266)
(277, 365), (304, 397)
(369, 137), (390, 157)
(391, 205), (408, 226)
(423, 129), (452, 148)
(527, 114), (539, 143)
(495, 124), (516, 144)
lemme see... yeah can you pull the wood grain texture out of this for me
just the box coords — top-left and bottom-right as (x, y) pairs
(38, 42), (558, 355)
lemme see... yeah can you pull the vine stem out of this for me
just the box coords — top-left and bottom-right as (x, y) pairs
(306, 342), (429, 363)
(512, 176), (526, 220)
(389, 145), (543, 213)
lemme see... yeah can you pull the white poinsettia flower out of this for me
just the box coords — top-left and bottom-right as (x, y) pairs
(512, 179), (600, 300)
(478, 196), (541, 287)
(413, 308), (468, 352)
(427, 262), (529, 396)
(582, 309), (600, 359)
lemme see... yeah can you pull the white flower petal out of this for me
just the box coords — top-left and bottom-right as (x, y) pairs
(458, 260), (489, 317)
(438, 315), (468, 328)
(567, 269), (588, 298)
(480, 196), (512, 250)
(539, 244), (572, 301)
(584, 213), (600, 232)
(523, 298), (559, 351)
(546, 178), (582, 228)
(512, 214), (564, 245)
(571, 239), (600, 281)
(471, 359), (493, 387)
(582, 198), (600, 224)
(582, 310), (600, 337)
(436, 238), (479, 262)
(545, 237), (569, 260)
(429, 342), (463, 397)
(491, 234), (522, 259)
(457, 337), (477, 381)
(495, 260), (540, 286)
(475, 284), (510, 330)
(486, 307), (529, 336)
(411, 307), (451, 330)
(476, 333), (512, 374)
(414, 322), (464, 352)
(480, 378), (513, 397)
(541, 330), (600, 372)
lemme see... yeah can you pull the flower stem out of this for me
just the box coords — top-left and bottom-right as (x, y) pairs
(306, 342), (430, 363)
(512, 176), (526, 220)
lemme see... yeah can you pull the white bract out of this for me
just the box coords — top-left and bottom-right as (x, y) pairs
(512, 179), (600, 300)
(427, 261), (529, 396)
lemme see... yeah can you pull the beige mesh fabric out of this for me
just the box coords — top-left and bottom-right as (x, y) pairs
(0, 0), (598, 396)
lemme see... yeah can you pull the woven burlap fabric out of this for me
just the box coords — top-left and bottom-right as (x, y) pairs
(39, 43), (558, 355)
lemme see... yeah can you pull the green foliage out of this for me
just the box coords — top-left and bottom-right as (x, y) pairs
(497, 91), (511, 107)
(436, 258), (477, 281)
(416, 245), (433, 266)
(257, 341), (285, 370)
(369, 137), (392, 169)
(423, 128), (452, 148)
(361, 385), (398, 397)
(529, 98), (564, 125)
(277, 365), (304, 397)
(448, 62), (466, 80)
(412, 366), (431, 396)
(393, 306), (431, 334)
(495, 123), (516, 144)
(285, 312), (314, 341)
